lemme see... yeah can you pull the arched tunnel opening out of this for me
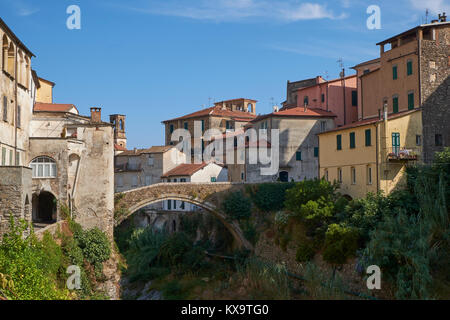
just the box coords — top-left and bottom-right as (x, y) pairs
(32, 191), (57, 224)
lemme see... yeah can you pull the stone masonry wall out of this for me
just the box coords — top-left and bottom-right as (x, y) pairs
(0, 167), (32, 237)
(420, 27), (450, 163)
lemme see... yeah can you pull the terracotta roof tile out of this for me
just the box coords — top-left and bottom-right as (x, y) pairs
(251, 107), (337, 123)
(114, 144), (127, 151)
(34, 103), (79, 114)
(116, 145), (173, 157)
(163, 106), (256, 123)
(161, 163), (209, 178)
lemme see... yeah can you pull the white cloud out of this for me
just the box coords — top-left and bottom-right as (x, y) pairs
(11, 0), (40, 17)
(409, 0), (450, 16)
(121, 0), (346, 22)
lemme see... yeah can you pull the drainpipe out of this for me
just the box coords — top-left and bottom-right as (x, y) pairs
(14, 45), (18, 165)
(375, 124), (379, 192)
(342, 69), (346, 125)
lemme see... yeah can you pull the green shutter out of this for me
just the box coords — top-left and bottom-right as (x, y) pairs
(351, 91), (357, 106)
(350, 132), (356, 149)
(184, 122), (188, 130)
(321, 94), (325, 103)
(365, 129), (371, 146)
(296, 151), (302, 161)
(392, 133), (400, 154)
(201, 120), (205, 131)
(408, 93), (414, 110)
(337, 135), (342, 150)
(407, 61), (413, 75)
(314, 147), (319, 157)
(226, 121), (230, 129)
(393, 97), (399, 113)
(393, 66), (398, 80)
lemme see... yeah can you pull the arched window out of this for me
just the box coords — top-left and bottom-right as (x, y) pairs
(119, 119), (124, 131)
(7, 43), (15, 77)
(2, 35), (8, 72)
(30, 156), (57, 178)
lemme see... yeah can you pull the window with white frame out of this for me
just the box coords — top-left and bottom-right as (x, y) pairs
(30, 156), (57, 178)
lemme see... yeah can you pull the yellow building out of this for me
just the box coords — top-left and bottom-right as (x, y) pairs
(318, 109), (422, 199)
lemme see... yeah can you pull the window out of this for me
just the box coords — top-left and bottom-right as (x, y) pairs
(416, 135), (421, 146)
(351, 167), (356, 184)
(321, 94), (325, 103)
(17, 105), (21, 128)
(296, 151), (302, 161)
(173, 178), (177, 183)
(180, 178), (187, 182)
(148, 156), (154, 166)
(392, 96), (399, 113)
(408, 92), (414, 110)
(226, 121), (231, 130)
(15, 151), (20, 165)
(367, 166), (372, 185)
(1, 147), (5, 165)
(351, 90), (357, 106)
(167, 200), (171, 210)
(392, 133), (400, 154)
(9, 150), (12, 165)
(261, 121), (268, 130)
(363, 69), (370, 75)
(241, 172), (244, 181)
(184, 122), (188, 130)
(248, 103), (253, 113)
(407, 60), (413, 76)
(314, 147), (319, 158)
(30, 156), (57, 178)
(320, 121), (327, 132)
(435, 134), (443, 146)
(181, 201), (185, 210)
(365, 129), (371, 146)
(211, 177), (217, 182)
(303, 96), (309, 106)
(201, 120), (205, 132)
(338, 168), (343, 183)
(173, 200), (177, 210)
(337, 135), (342, 150)
(3, 96), (7, 122)
(393, 65), (398, 80)
(169, 124), (174, 134)
(350, 132), (356, 149)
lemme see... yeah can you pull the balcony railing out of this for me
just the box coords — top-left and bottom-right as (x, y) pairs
(387, 147), (419, 161)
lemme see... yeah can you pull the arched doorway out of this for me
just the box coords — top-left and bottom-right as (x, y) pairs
(279, 171), (289, 182)
(32, 191), (57, 223)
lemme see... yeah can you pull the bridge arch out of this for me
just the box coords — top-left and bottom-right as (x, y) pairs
(114, 183), (254, 250)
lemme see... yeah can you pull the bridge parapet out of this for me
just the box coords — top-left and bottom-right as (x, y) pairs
(114, 182), (253, 250)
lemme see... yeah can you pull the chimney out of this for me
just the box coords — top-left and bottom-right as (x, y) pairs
(90, 107), (102, 123)
(273, 105), (279, 113)
(439, 12), (447, 22)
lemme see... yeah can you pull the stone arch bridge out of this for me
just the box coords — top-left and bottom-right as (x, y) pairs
(114, 182), (255, 250)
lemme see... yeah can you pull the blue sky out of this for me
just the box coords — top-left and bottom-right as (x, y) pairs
(1, 0), (449, 148)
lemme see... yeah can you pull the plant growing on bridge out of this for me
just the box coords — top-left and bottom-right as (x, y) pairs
(247, 183), (295, 212)
(222, 191), (252, 221)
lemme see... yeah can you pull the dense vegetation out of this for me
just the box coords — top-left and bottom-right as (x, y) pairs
(0, 217), (111, 300)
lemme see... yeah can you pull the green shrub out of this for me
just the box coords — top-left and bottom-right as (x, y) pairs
(322, 224), (358, 267)
(248, 183), (295, 212)
(285, 179), (337, 214)
(295, 241), (315, 262)
(240, 220), (258, 245)
(75, 228), (111, 271)
(222, 191), (252, 221)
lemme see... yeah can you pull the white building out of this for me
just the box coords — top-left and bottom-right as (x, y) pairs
(161, 162), (228, 211)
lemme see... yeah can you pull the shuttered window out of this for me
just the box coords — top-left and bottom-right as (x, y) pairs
(408, 92), (414, 110)
(350, 132), (356, 149)
(393, 96), (399, 113)
(365, 129), (371, 146)
(337, 135), (342, 150)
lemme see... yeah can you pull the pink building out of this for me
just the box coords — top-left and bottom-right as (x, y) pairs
(283, 75), (358, 127)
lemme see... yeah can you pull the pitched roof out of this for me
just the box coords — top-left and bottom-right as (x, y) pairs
(114, 144), (127, 151)
(250, 107), (337, 123)
(351, 58), (381, 69)
(161, 163), (209, 178)
(319, 109), (421, 134)
(376, 21), (450, 45)
(163, 106), (256, 123)
(116, 145), (173, 157)
(34, 103), (79, 114)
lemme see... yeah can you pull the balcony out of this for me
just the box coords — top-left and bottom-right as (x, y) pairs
(387, 147), (419, 162)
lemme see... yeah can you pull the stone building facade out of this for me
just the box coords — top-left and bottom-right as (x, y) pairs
(245, 107), (336, 183)
(0, 17), (35, 236)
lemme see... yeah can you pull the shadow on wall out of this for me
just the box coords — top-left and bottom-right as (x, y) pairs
(422, 75), (450, 163)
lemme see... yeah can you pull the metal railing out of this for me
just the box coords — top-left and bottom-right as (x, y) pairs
(387, 147), (419, 161)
